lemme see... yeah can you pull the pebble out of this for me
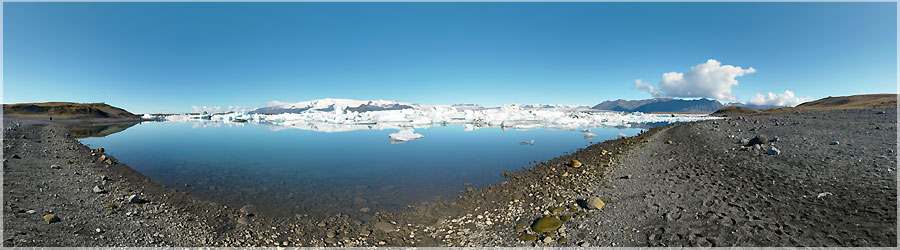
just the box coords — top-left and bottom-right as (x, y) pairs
(519, 234), (537, 241)
(542, 236), (553, 243)
(570, 160), (582, 168)
(767, 147), (781, 155)
(830, 141), (840, 145)
(324, 238), (337, 244)
(43, 214), (61, 223)
(26, 209), (37, 214)
(128, 195), (142, 203)
(747, 134), (768, 146)
(237, 217), (250, 225)
(586, 196), (605, 210)
(92, 186), (106, 194)
(50, 164), (61, 169)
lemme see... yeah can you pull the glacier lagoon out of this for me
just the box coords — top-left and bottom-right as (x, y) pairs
(81, 104), (718, 219)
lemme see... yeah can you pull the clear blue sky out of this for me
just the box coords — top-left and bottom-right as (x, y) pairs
(4, 2), (897, 114)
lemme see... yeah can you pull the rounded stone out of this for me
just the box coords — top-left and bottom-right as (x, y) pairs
(531, 216), (562, 233)
(519, 234), (538, 241)
(43, 214), (60, 224)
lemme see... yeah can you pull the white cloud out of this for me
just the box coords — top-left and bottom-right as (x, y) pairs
(634, 79), (662, 98)
(191, 105), (247, 113)
(636, 59), (756, 101)
(265, 100), (290, 107)
(748, 90), (811, 107)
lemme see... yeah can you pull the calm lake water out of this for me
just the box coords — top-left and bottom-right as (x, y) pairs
(79, 121), (644, 218)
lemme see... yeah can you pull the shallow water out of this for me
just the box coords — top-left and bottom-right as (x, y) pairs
(79, 121), (644, 218)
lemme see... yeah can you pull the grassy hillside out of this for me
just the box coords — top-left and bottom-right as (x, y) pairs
(714, 94), (896, 116)
(794, 94), (896, 110)
(711, 106), (762, 116)
(3, 102), (138, 119)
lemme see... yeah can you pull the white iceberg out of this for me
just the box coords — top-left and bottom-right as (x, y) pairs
(389, 129), (424, 142)
(159, 98), (721, 133)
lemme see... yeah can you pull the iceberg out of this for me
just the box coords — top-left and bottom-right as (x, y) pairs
(388, 129), (424, 143)
(159, 98), (721, 133)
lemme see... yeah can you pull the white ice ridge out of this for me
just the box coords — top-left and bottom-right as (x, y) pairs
(159, 101), (720, 133)
(388, 129), (424, 142)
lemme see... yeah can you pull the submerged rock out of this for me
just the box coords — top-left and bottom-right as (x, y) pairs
(374, 221), (396, 232)
(531, 216), (562, 233)
(239, 205), (257, 216)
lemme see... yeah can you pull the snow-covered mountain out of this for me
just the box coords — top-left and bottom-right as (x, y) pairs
(249, 98), (416, 114)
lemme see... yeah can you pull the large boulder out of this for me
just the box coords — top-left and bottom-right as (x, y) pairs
(531, 216), (562, 233)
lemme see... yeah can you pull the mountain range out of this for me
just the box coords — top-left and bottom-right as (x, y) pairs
(591, 98), (781, 113)
(246, 98), (783, 115)
(248, 98), (415, 114)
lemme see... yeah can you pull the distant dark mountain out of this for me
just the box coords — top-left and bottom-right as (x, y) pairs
(593, 98), (784, 113)
(591, 98), (673, 111)
(345, 103), (414, 112)
(631, 98), (725, 113)
(248, 106), (313, 114)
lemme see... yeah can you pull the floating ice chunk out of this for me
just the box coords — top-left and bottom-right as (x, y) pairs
(389, 129), (424, 142)
(583, 132), (597, 139)
(519, 140), (535, 146)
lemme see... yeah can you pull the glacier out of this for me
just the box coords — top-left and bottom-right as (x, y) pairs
(156, 99), (720, 136)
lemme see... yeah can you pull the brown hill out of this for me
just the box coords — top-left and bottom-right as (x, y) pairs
(794, 94), (896, 110)
(711, 106), (762, 116)
(3, 102), (138, 119)
(714, 94), (896, 116)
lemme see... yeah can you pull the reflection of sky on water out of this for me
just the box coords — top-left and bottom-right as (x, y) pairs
(79, 121), (647, 218)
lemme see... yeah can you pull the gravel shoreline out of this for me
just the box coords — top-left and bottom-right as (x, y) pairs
(4, 107), (896, 247)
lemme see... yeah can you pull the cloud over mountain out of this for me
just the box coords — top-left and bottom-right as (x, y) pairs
(748, 90), (811, 107)
(635, 59), (757, 101)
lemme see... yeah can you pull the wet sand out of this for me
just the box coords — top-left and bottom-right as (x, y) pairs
(4, 107), (896, 247)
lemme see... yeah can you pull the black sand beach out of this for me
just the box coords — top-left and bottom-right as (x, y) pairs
(4, 106), (896, 247)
